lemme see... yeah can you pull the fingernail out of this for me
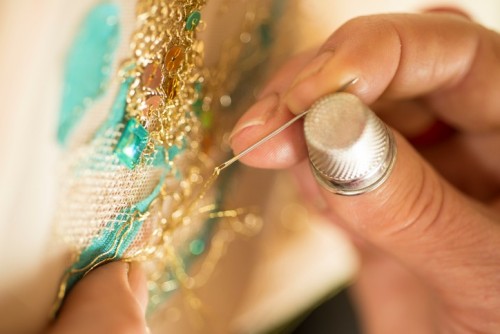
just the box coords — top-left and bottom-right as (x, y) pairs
(290, 51), (334, 89)
(229, 93), (279, 143)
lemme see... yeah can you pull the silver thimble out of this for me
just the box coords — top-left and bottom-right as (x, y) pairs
(304, 92), (396, 196)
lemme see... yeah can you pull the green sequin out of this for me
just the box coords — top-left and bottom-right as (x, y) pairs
(185, 11), (201, 31)
(189, 239), (205, 256)
(115, 119), (149, 169)
(192, 98), (204, 117)
(201, 111), (213, 129)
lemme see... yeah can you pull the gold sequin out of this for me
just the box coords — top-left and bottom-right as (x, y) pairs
(142, 62), (163, 89)
(164, 46), (185, 73)
(145, 95), (162, 109)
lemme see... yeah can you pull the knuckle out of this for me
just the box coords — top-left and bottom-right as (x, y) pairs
(322, 14), (398, 51)
(387, 162), (450, 239)
(352, 157), (450, 242)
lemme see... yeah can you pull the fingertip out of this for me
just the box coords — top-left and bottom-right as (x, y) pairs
(230, 94), (309, 169)
(285, 75), (361, 115)
(230, 121), (307, 169)
(51, 262), (148, 334)
(229, 93), (279, 143)
(50, 262), (127, 332)
(284, 77), (321, 115)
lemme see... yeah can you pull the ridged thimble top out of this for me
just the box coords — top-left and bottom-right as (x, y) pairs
(304, 92), (390, 184)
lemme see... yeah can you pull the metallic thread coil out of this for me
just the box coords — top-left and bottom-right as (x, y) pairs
(304, 92), (396, 195)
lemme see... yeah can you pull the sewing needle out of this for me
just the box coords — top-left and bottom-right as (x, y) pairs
(216, 78), (358, 173)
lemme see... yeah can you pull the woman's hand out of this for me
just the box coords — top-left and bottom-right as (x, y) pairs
(47, 262), (148, 334)
(230, 11), (500, 333)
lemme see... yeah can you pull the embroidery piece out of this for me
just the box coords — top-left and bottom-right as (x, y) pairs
(54, 0), (279, 321)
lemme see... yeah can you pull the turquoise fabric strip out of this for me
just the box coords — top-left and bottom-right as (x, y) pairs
(99, 77), (133, 132)
(64, 74), (167, 291)
(58, 3), (120, 145)
(66, 173), (166, 291)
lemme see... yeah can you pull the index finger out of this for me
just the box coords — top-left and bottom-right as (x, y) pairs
(286, 12), (500, 132)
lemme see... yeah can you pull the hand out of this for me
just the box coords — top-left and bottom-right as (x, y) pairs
(230, 11), (500, 333)
(47, 262), (148, 334)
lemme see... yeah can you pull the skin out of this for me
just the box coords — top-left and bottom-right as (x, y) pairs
(47, 262), (148, 334)
(48, 10), (500, 334)
(230, 11), (500, 334)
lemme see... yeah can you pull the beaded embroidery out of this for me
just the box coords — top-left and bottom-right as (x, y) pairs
(54, 0), (278, 320)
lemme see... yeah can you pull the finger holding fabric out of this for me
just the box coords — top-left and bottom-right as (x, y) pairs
(231, 11), (500, 333)
(48, 262), (148, 334)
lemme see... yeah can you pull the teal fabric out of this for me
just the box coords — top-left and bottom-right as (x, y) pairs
(167, 143), (184, 161)
(66, 173), (166, 291)
(151, 146), (168, 169)
(58, 3), (120, 145)
(98, 77), (133, 133)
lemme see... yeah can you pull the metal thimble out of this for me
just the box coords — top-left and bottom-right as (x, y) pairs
(304, 92), (397, 196)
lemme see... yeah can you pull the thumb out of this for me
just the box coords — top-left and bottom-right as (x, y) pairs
(48, 262), (149, 334)
(320, 123), (499, 295)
